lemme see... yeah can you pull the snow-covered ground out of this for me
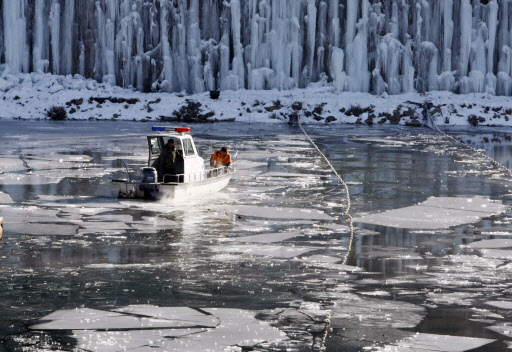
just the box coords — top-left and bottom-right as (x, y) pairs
(2, 70), (512, 127)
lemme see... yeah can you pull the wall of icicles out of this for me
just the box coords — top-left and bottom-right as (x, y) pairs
(0, 0), (509, 95)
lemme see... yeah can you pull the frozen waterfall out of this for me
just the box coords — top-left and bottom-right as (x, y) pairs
(1, 0), (512, 96)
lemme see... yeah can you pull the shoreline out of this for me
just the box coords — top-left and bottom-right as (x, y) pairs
(1, 72), (512, 128)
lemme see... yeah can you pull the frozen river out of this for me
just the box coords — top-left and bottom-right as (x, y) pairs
(1, 120), (512, 351)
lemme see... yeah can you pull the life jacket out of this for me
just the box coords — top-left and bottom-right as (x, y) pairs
(211, 150), (231, 166)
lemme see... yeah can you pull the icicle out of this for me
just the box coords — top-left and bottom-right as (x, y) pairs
(230, 0), (245, 90)
(188, 0), (204, 93)
(62, 0), (75, 75)
(459, 0), (472, 77)
(1, 0), (511, 96)
(3, 0), (29, 73)
(443, 0), (454, 72)
(33, 0), (48, 73)
(346, 0), (357, 47)
(402, 38), (415, 93)
(49, 0), (61, 75)
(330, 0), (340, 49)
(79, 42), (85, 77)
(159, 0), (173, 92)
(347, 0), (370, 92)
(331, 47), (346, 91)
(487, 0), (498, 74)
(305, 0), (317, 83)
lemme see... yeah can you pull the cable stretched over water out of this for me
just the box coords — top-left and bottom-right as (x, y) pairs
(297, 119), (354, 350)
(425, 104), (512, 178)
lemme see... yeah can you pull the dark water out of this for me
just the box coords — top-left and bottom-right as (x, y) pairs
(0, 120), (511, 351)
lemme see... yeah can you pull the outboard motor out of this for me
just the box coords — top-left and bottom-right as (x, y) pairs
(142, 167), (157, 184)
(140, 167), (159, 199)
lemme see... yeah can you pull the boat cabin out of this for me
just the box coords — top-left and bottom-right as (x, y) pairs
(148, 126), (205, 183)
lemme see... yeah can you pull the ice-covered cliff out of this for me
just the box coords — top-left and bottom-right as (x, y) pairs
(0, 0), (510, 95)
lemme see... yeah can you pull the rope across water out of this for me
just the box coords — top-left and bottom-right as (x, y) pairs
(425, 103), (512, 178)
(297, 119), (354, 350)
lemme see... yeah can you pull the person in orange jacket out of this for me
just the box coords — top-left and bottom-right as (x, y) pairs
(210, 147), (231, 167)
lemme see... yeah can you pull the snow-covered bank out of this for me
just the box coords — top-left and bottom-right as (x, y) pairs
(2, 71), (512, 127)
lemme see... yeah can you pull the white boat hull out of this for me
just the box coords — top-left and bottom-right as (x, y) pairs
(116, 171), (233, 200)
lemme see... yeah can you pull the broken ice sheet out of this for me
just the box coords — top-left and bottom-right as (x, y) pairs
(225, 205), (334, 220)
(354, 196), (506, 230)
(486, 324), (512, 338)
(332, 293), (426, 329)
(0, 206), (79, 235)
(426, 292), (480, 306)
(228, 231), (303, 243)
(467, 239), (512, 249)
(30, 306), (287, 352)
(73, 328), (207, 352)
(257, 171), (325, 178)
(376, 333), (496, 352)
(485, 300), (512, 309)
(479, 249), (512, 260)
(315, 223), (380, 236)
(131, 216), (177, 231)
(0, 191), (13, 203)
(212, 244), (315, 259)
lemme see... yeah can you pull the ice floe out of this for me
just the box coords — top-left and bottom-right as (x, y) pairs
(30, 306), (287, 352)
(226, 205), (334, 220)
(377, 333), (496, 351)
(332, 293), (425, 329)
(213, 244), (315, 259)
(485, 300), (512, 310)
(354, 197), (507, 230)
(467, 239), (512, 249)
(229, 232), (303, 243)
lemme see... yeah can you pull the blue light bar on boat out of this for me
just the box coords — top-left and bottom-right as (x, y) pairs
(152, 126), (192, 133)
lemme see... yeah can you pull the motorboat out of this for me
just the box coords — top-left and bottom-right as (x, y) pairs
(114, 126), (236, 200)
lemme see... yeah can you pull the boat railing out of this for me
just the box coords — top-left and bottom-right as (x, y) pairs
(162, 160), (237, 184)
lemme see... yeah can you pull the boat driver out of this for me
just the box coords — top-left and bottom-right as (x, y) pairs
(159, 138), (182, 180)
(210, 147), (231, 168)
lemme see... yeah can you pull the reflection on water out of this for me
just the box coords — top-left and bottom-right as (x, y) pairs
(0, 121), (512, 351)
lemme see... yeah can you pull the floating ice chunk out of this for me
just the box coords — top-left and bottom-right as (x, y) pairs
(257, 172), (323, 178)
(114, 306), (218, 327)
(471, 307), (504, 319)
(485, 301), (512, 310)
(360, 291), (391, 297)
(73, 328), (207, 352)
(5, 223), (78, 236)
(332, 295), (425, 329)
(236, 160), (268, 170)
(226, 205), (334, 220)
(131, 217), (177, 231)
(30, 308), (191, 330)
(354, 197), (506, 230)
(351, 137), (412, 146)
(467, 239), (512, 249)
(316, 223), (379, 236)
(377, 333), (496, 351)
(230, 232), (302, 243)
(84, 263), (157, 269)
(245, 219), (318, 226)
(307, 255), (342, 263)
(479, 249), (512, 259)
(426, 292), (478, 306)
(0, 191), (13, 203)
(31, 306), (287, 352)
(214, 244), (315, 259)
(486, 324), (512, 338)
